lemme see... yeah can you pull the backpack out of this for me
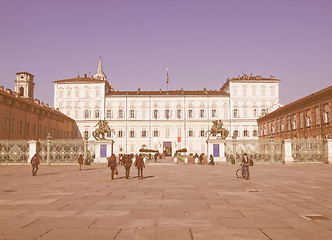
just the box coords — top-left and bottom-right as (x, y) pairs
(31, 156), (39, 165)
(249, 159), (254, 166)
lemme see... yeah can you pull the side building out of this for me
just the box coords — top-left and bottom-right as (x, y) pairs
(54, 59), (282, 155)
(0, 72), (80, 140)
(257, 85), (332, 139)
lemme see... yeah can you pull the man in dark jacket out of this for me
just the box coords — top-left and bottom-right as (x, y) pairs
(30, 153), (39, 176)
(135, 154), (145, 179)
(108, 154), (117, 180)
(241, 153), (250, 179)
(123, 155), (132, 179)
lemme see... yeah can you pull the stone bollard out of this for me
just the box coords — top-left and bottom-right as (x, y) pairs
(283, 139), (294, 164)
(174, 157), (178, 164)
(184, 157), (188, 164)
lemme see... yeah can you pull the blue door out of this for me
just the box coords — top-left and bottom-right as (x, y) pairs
(213, 144), (220, 157)
(100, 144), (107, 158)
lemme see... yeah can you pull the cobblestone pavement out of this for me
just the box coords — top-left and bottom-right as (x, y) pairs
(1, 163), (332, 240)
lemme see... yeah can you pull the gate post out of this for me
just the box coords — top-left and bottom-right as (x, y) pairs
(84, 137), (88, 165)
(270, 135), (275, 164)
(28, 140), (37, 163)
(327, 139), (332, 164)
(283, 139), (294, 164)
(46, 133), (52, 165)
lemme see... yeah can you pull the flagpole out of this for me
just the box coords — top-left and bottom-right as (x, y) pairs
(166, 68), (169, 91)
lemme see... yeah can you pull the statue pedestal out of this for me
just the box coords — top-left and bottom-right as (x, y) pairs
(94, 140), (114, 163)
(207, 139), (227, 164)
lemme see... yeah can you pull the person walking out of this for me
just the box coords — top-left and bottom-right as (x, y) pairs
(30, 153), (39, 176)
(154, 153), (158, 163)
(108, 153), (118, 180)
(199, 153), (204, 164)
(78, 155), (84, 171)
(123, 155), (132, 179)
(208, 154), (215, 165)
(241, 153), (250, 179)
(135, 153), (145, 179)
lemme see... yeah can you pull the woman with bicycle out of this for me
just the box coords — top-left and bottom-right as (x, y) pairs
(241, 153), (250, 179)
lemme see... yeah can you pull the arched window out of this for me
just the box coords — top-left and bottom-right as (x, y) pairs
(19, 87), (24, 96)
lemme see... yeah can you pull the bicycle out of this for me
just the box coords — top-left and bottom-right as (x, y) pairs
(236, 163), (250, 180)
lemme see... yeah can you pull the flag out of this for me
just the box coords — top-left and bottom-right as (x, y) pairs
(166, 68), (169, 84)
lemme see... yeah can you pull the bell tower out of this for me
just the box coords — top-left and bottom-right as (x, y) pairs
(15, 72), (35, 99)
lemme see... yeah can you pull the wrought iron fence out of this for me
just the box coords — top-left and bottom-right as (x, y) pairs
(225, 139), (283, 164)
(39, 139), (85, 164)
(292, 138), (324, 163)
(0, 140), (29, 164)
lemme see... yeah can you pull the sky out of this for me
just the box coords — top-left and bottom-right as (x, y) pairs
(0, 0), (331, 107)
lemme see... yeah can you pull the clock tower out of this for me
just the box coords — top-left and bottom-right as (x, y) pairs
(15, 72), (35, 99)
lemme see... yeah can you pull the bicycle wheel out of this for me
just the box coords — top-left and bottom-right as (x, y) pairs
(236, 168), (242, 178)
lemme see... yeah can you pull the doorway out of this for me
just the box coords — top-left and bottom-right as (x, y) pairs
(163, 141), (172, 156)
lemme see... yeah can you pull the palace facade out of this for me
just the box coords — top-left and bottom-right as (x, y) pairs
(257, 86), (332, 139)
(0, 72), (80, 140)
(54, 59), (282, 155)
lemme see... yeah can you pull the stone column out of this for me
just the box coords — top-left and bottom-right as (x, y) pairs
(28, 140), (37, 163)
(46, 133), (52, 165)
(283, 139), (293, 164)
(327, 139), (332, 164)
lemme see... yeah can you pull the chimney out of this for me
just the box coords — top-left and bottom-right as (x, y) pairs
(6, 89), (12, 94)
(14, 92), (19, 97)
(137, 88), (141, 94)
(0, 86), (4, 91)
(34, 99), (40, 104)
(84, 73), (87, 78)
(46, 104), (49, 107)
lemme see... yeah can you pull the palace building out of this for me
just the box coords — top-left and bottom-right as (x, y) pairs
(0, 72), (80, 140)
(257, 86), (332, 139)
(54, 59), (282, 155)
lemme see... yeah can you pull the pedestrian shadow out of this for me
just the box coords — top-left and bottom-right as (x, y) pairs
(131, 175), (154, 179)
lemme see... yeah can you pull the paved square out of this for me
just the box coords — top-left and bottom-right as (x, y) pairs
(1, 163), (332, 239)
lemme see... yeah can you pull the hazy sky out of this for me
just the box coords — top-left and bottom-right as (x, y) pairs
(0, 0), (331, 107)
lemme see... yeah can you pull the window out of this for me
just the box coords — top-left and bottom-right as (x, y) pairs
(211, 109), (217, 118)
(118, 109), (124, 118)
(306, 111), (311, 127)
(188, 109), (193, 118)
(67, 88), (71, 97)
(281, 119), (285, 132)
(243, 108), (247, 117)
(154, 129), (159, 137)
(142, 130), (147, 138)
(33, 124), (36, 136)
(3, 117), (8, 132)
(293, 116), (297, 130)
(130, 130), (135, 138)
(243, 130), (248, 137)
(154, 109), (158, 119)
(262, 109), (267, 116)
(200, 109), (205, 118)
(107, 131), (112, 137)
(26, 122), (29, 135)
(177, 109), (181, 118)
(119, 145), (123, 152)
(59, 90), (63, 98)
(165, 109), (170, 119)
(130, 109), (135, 118)
(107, 110), (112, 118)
(233, 109), (238, 118)
(75, 110), (78, 118)
(200, 129), (205, 137)
(85, 88), (89, 97)
(315, 108), (320, 125)
(11, 119), (15, 133)
(188, 129), (194, 137)
(75, 88), (79, 97)
(254, 109), (258, 117)
(243, 88), (247, 97)
(118, 130), (123, 138)
(96, 88), (99, 97)
(300, 113), (304, 128)
(95, 110), (100, 118)
(84, 131), (89, 139)
(252, 89), (256, 97)
(253, 130), (257, 137)
(261, 88), (265, 97)
(323, 105), (330, 123)
(233, 130), (239, 138)
(84, 110), (90, 118)
(177, 128), (182, 137)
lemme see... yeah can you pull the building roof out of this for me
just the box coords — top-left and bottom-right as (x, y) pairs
(258, 85), (332, 122)
(220, 73), (280, 91)
(106, 89), (229, 97)
(53, 77), (113, 90)
(0, 86), (76, 123)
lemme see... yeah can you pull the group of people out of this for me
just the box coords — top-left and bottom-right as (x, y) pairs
(107, 153), (145, 180)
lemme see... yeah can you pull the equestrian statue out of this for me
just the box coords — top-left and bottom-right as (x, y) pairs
(92, 120), (115, 140)
(206, 120), (229, 141)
